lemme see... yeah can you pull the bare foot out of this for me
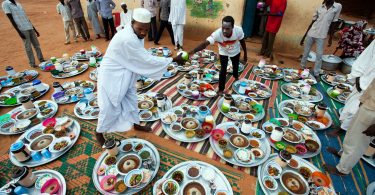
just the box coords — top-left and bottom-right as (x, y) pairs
(327, 128), (344, 137)
(326, 147), (341, 158)
(134, 124), (152, 132)
(95, 132), (106, 146)
(322, 164), (346, 176)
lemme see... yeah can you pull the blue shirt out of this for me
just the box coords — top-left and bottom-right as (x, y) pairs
(96, 0), (115, 19)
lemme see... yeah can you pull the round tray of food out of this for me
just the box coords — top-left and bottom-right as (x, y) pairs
(282, 69), (317, 85)
(74, 95), (99, 120)
(72, 50), (102, 61)
(9, 116), (81, 167)
(258, 153), (335, 195)
(176, 80), (217, 100)
(280, 82), (323, 103)
(188, 68), (220, 84)
(39, 56), (73, 71)
(153, 161), (234, 195)
(262, 118), (322, 159)
(162, 63), (179, 79)
(0, 82), (50, 107)
(176, 61), (199, 72)
(148, 47), (172, 57)
(0, 69), (39, 88)
(137, 92), (173, 122)
(232, 79), (272, 100)
(326, 84), (353, 104)
(278, 100), (333, 130)
(51, 61), (89, 79)
(51, 80), (95, 104)
(253, 65), (284, 80)
(161, 104), (215, 143)
(0, 168), (67, 195)
(214, 60), (245, 74)
(136, 77), (156, 92)
(190, 49), (218, 64)
(217, 94), (265, 122)
(209, 121), (271, 167)
(92, 138), (160, 195)
(1, 100), (59, 135)
(321, 72), (352, 86)
(90, 68), (98, 82)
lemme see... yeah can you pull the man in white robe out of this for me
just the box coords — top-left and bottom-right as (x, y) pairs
(116, 2), (132, 31)
(169, 0), (186, 50)
(328, 40), (375, 137)
(96, 8), (183, 145)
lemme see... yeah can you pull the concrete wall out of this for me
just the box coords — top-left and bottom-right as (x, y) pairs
(273, 0), (322, 54)
(88, 0), (245, 40)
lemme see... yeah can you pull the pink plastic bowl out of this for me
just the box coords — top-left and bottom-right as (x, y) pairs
(42, 118), (56, 128)
(211, 129), (225, 141)
(41, 178), (60, 194)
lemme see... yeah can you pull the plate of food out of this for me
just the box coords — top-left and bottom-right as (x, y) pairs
(136, 77), (156, 92)
(189, 68), (220, 84)
(148, 47), (172, 57)
(278, 100), (333, 130)
(190, 49), (218, 64)
(176, 61), (199, 72)
(0, 69), (39, 88)
(1, 100), (59, 135)
(9, 116), (80, 167)
(258, 153), (335, 195)
(262, 118), (322, 158)
(0, 83), (50, 107)
(282, 68), (317, 85)
(321, 72), (352, 86)
(162, 63), (178, 79)
(51, 60), (89, 79)
(161, 104), (215, 143)
(137, 92), (173, 122)
(214, 60), (245, 74)
(232, 79), (272, 100)
(153, 161), (233, 195)
(52, 81), (95, 105)
(90, 68), (98, 82)
(327, 84), (353, 104)
(253, 65), (283, 80)
(209, 122), (271, 167)
(92, 138), (160, 195)
(177, 80), (217, 100)
(217, 94), (265, 122)
(281, 82), (323, 103)
(1, 168), (67, 195)
(74, 95), (100, 120)
(72, 50), (102, 61)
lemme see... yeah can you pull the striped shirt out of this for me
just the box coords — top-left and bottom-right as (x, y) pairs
(2, 0), (33, 31)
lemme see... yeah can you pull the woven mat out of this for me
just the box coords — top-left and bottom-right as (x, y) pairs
(0, 112), (254, 194)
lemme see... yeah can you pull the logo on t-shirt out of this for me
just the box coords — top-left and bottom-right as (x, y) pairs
(219, 40), (237, 51)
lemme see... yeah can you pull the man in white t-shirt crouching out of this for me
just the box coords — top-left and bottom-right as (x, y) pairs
(189, 16), (248, 96)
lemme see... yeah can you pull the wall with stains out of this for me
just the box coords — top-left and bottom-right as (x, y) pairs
(106, 0), (245, 40)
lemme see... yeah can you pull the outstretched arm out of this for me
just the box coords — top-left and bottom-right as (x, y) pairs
(5, 14), (25, 39)
(189, 41), (210, 55)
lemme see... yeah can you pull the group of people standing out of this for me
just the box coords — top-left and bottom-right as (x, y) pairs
(141, 0), (186, 50)
(57, 0), (117, 43)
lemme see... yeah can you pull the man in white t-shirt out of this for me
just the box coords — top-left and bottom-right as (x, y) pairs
(189, 16), (248, 96)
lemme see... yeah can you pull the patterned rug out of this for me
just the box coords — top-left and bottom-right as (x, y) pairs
(139, 64), (374, 195)
(0, 112), (253, 194)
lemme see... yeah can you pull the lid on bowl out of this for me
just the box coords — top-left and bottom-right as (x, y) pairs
(12, 166), (29, 180)
(240, 81), (248, 87)
(83, 88), (93, 94)
(52, 82), (61, 88)
(10, 142), (25, 152)
(32, 79), (41, 85)
(322, 55), (342, 64)
(343, 58), (356, 66)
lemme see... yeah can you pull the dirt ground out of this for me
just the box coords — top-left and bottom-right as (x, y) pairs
(0, 0), (359, 154)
